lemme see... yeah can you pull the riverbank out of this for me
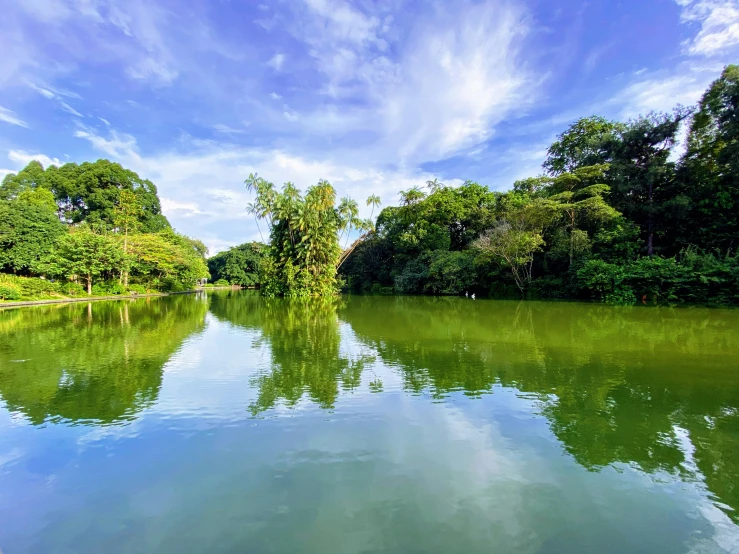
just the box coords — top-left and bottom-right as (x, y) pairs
(0, 286), (241, 310)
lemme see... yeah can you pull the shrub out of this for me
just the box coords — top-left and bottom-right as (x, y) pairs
(60, 281), (86, 297)
(127, 284), (147, 294)
(576, 259), (634, 304)
(214, 279), (229, 286)
(0, 284), (22, 301)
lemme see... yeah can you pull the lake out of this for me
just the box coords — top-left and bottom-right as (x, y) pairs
(1, 291), (738, 553)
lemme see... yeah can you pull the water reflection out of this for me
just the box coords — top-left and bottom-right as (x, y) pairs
(339, 296), (739, 524)
(0, 296), (208, 425)
(209, 292), (373, 414)
(1, 291), (738, 531)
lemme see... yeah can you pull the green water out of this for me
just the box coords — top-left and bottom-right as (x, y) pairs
(1, 292), (738, 553)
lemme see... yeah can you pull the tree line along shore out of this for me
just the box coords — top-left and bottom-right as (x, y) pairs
(3, 66), (739, 306)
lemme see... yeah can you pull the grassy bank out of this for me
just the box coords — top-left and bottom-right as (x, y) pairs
(0, 274), (173, 303)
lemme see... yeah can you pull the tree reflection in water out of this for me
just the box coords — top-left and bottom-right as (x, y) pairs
(0, 295), (208, 426)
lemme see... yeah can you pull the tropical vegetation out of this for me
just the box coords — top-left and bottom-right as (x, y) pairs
(0, 159), (209, 301)
(337, 65), (739, 305)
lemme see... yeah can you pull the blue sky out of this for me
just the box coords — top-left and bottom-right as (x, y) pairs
(1, 0), (737, 252)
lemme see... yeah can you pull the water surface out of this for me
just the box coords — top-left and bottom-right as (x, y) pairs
(1, 292), (738, 553)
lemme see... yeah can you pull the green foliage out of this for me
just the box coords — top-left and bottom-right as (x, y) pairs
(0, 159), (170, 232)
(0, 195), (66, 274)
(340, 68), (739, 306)
(207, 242), (265, 286)
(214, 279), (229, 286)
(45, 227), (124, 295)
(1, 158), (209, 298)
(245, 174), (350, 297)
(425, 250), (477, 295)
(679, 65), (739, 251)
(0, 284), (22, 300)
(127, 230), (209, 292)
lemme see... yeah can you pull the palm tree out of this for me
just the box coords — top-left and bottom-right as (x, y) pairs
(366, 194), (381, 221)
(246, 201), (264, 243)
(426, 178), (444, 192)
(399, 186), (426, 206)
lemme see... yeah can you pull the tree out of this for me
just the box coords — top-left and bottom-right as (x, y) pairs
(473, 219), (545, 293)
(1, 159), (170, 232)
(541, 165), (621, 267)
(53, 227), (124, 295)
(606, 109), (692, 255)
(367, 194), (382, 220)
(543, 116), (620, 175)
(247, 175), (351, 297)
(680, 65), (739, 252)
(207, 242), (266, 286)
(0, 195), (66, 275)
(113, 189), (143, 287)
(399, 186), (426, 206)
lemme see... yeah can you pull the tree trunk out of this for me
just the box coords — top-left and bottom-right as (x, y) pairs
(647, 179), (654, 256)
(123, 232), (129, 288)
(87, 274), (92, 295)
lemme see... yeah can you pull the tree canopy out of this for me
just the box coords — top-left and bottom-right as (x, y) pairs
(341, 65), (739, 306)
(0, 159), (208, 299)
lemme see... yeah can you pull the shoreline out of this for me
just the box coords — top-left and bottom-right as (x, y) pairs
(0, 286), (241, 310)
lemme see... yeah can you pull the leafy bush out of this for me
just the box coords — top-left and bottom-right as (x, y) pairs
(91, 280), (127, 296)
(576, 259), (634, 304)
(0, 284), (22, 301)
(60, 281), (86, 297)
(127, 284), (147, 294)
(214, 279), (229, 286)
(424, 250), (477, 295)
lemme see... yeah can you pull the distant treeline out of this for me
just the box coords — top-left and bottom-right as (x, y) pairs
(339, 65), (739, 305)
(0, 159), (208, 300)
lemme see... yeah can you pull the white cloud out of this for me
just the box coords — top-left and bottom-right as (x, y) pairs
(28, 82), (85, 116)
(613, 70), (713, 117)
(270, 92), (281, 100)
(267, 53), (285, 71)
(678, 0), (739, 56)
(212, 124), (247, 135)
(287, 0), (533, 165)
(60, 102), (83, 117)
(8, 149), (61, 168)
(70, 124), (446, 249)
(0, 106), (28, 128)
(127, 57), (179, 85)
(160, 198), (209, 216)
(74, 125), (142, 164)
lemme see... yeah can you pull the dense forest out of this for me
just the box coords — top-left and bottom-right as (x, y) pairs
(0, 159), (208, 301)
(4, 66), (739, 305)
(339, 65), (739, 305)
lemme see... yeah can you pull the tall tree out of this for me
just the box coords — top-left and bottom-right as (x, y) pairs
(680, 65), (739, 252)
(113, 189), (143, 287)
(606, 109), (691, 255)
(0, 194), (66, 275)
(543, 116), (621, 175)
(248, 176), (353, 297)
(1, 159), (170, 232)
(52, 227), (124, 295)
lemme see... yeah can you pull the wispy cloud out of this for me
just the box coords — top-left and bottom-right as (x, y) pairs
(678, 0), (739, 56)
(8, 150), (61, 167)
(267, 53), (285, 71)
(213, 124), (247, 135)
(0, 106), (28, 128)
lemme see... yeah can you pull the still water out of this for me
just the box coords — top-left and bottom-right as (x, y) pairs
(1, 291), (738, 553)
